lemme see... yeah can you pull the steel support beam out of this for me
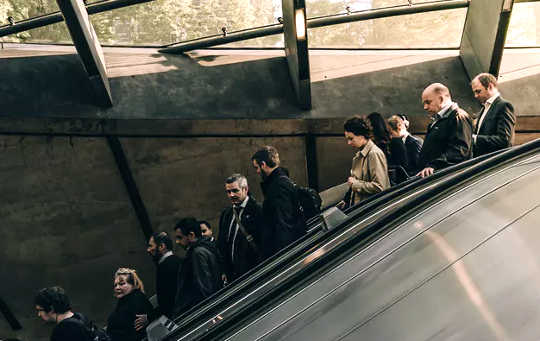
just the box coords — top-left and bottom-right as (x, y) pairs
(0, 0), (154, 38)
(56, 0), (113, 107)
(0, 297), (22, 330)
(160, 0), (468, 54)
(107, 136), (153, 241)
(460, 0), (515, 78)
(282, 0), (311, 110)
(305, 133), (319, 191)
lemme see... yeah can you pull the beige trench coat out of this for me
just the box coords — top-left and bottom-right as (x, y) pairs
(349, 139), (390, 206)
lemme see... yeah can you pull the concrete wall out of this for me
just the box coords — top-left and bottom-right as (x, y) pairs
(0, 134), (309, 341)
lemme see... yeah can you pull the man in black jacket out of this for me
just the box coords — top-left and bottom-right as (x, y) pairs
(252, 146), (305, 258)
(146, 232), (181, 319)
(34, 286), (92, 341)
(173, 217), (223, 315)
(218, 173), (264, 283)
(470, 73), (516, 156)
(417, 83), (473, 178)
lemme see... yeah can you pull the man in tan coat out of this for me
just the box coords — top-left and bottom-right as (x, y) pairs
(341, 115), (390, 207)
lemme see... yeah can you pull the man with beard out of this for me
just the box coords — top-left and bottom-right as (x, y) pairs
(218, 173), (264, 283)
(137, 232), (180, 327)
(252, 146), (305, 258)
(173, 217), (223, 315)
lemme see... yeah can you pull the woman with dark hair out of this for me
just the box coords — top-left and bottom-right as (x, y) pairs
(107, 268), (153, 341)
(338, 116), (390, 208)
(367, 112), (391, 158)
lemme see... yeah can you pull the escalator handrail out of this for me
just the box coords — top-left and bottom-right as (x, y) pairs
(165, 147), (509, 339)
(196, 139), (540, 340)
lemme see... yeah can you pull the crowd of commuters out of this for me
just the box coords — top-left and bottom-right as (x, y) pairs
(34, 72), (516, 341)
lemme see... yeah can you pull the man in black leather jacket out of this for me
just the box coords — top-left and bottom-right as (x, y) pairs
(173, 217), (223, 316)
(417, 83), (473, 178)
(252, 146), (305, 259)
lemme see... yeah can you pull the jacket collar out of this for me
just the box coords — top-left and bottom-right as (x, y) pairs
(356, 139), (375, 158)
(262, 167), (288, 186)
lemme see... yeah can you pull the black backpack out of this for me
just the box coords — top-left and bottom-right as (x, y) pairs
(294, 185), (322, 222)
(68, 315), (111, 341)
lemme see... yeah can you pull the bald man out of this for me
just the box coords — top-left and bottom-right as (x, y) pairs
(416, 83), (473, 178)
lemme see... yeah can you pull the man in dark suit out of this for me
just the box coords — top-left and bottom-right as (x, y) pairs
(146, 232), (181, 319)
(218, 174), (264, 283)
(470, 73), (516, 156)
(388, 114), (423, 175)
(417, 83), (473, 178)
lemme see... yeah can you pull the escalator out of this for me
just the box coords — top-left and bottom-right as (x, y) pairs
(164, 139), (540, 341)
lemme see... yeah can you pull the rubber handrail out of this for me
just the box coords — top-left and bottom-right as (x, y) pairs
(163, 147), (507, 339)
(185, 139), (540, 340)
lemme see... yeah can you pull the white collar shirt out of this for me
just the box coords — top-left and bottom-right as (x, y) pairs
(158, 250), (173, 264)
(476, 93), (500, 133)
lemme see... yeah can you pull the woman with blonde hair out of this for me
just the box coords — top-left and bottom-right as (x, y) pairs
(107, 268), (153, 341)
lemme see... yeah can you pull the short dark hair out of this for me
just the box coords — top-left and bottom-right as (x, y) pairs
(198, 220), (212, 230)
(151, 231), (173, 251)
(225, 173), (248, 188)
(174, 217), (202, 238)
(344, 116), (372, 139)
(251, 146), (280, 168)
(34, 287), (71, 314)
(474, 73), (498, 89)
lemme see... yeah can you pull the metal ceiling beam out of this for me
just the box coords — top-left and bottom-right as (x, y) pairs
(282, 0), (311, 110)
(0, 0), (154, 38)
(56, 0), (113, 107)
(160, 0), (469, 54)
(460, 0), (515, 78)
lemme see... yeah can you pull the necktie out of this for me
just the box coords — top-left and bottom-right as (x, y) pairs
(229, 206), (242, 261)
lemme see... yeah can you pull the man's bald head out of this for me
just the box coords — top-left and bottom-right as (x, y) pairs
(422, 83), (452, 115)
(423, 83), (451, 98)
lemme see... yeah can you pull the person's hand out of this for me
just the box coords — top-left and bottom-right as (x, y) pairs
(336, 200), (346, 210)
(134, 314), (148, 331)
(456, 110), (469, 121)
(416, 167), (434, 178)
(222, 274), (228, 286)
(347, 177), (356, 186)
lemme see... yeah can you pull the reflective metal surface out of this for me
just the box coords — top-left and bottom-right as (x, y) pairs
(224, 153), (540, 340)
(168, 153), (497, 340)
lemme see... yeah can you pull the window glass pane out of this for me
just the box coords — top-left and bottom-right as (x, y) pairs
(1, 21), (72, 44)
(2, 0), (283, 46)
(1, 0), (59, 23)
(506, 2), (540, 47)
(306, 0), (374, 18)
(308, 8), (466, 48)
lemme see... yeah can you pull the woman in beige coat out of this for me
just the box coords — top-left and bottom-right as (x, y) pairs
(340, 116), (390, 208)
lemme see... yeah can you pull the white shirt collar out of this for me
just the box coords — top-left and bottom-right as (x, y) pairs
(485, 92), (500, 106)
(436, 101), (457, 119)
(158, 250), (173, 264)
(401, 131), (410, 143)
(235, 196), (249, 209)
